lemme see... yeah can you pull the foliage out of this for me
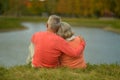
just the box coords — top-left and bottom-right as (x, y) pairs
(0, 0), (120, 17)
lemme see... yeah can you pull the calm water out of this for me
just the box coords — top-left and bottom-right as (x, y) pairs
(0, 22), (120, 67)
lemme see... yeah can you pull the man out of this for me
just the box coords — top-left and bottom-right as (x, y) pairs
(31, 15), (85, 68)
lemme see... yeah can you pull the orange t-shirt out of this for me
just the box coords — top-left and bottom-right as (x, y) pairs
(31, 31), (85, 68)
(60, 36), (87, 69)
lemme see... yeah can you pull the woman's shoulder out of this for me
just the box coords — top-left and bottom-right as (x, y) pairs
(73, 36), (85, 43)
(75, 36), (84, 40)
(74, 36), (80, 40)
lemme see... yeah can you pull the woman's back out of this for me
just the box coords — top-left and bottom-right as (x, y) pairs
(60, 36), (86, 68)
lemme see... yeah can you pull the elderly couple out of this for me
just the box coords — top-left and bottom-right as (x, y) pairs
(26, 15), (86, 69)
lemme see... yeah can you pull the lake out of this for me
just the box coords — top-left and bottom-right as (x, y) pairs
(0, 22), (120, 67)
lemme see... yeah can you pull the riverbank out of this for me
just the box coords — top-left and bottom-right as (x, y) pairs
(63, 18), (120, 34)
(0, 64), (119, 80)
(0, 16), (46, 32)
(103, 26), (120, 34)
(0, 17), (120, 33)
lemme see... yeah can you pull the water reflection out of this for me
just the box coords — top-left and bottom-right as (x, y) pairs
(0, 23), (120, 67)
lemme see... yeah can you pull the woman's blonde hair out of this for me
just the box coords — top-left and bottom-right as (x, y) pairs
(57, 22), (74, 39)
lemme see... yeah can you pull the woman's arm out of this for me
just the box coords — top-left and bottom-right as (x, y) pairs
(26, 42), (34, 64)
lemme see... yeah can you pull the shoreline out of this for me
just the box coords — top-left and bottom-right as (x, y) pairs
(103, 26), (120, 34)
(74, 26), (120, 34)
(0, 27), (28, 33)
(0, 26), (120, 34)
(0, 17), (120, 34)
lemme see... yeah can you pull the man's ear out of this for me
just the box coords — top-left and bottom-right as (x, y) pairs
(46, 23), (48, 28)
(56, 26), (60, 32)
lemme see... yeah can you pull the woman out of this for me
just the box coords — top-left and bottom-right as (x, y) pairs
(57, 22), (87, 69)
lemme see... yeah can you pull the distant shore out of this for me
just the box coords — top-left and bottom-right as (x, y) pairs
(0, 24), (120, 34)
(0, 27), (27, 33)
(0, 17), (120, 34)
(103, 26), (120, 34)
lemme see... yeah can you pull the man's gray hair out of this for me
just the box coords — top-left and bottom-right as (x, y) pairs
(47, 15), (61, 30)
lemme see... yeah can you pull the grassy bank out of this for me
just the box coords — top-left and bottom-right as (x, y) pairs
(63, 18), (120, 33)
(0, 16), (47, 32)
(0, 64), (120, 80)
(0, 17), (25, 32)
(0, 16), (120, 33)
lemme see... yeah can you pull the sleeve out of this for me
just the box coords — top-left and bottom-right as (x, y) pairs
(57, 38), (85, 57)
(26, 42), (34, 64)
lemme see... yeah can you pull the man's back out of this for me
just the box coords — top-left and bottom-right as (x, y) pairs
(32, 31), (62, 68)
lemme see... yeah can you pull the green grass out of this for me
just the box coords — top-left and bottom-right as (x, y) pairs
(0, 17), (24, 32)
(0, 16), (47, 32)
(0, 64), (120, 80)
(0, 16), (120, 33)
(62, 18), (120, 28)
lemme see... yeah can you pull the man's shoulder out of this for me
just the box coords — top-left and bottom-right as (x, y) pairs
(54, 34), (61, 39)
(33, 31), (45, 35)
(54, 34), (66, 42)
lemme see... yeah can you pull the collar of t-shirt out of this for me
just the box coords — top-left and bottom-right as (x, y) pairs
(66, 35), (76, 41)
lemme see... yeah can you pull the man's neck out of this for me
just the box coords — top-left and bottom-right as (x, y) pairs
(47, 29), (56, 33)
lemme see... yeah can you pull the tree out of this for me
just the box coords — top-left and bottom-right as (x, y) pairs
(56, 0), (69, 15)
(1, 0), (27, 16)
(0, 0), (9, 15)
(114, 0), (120, 17)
